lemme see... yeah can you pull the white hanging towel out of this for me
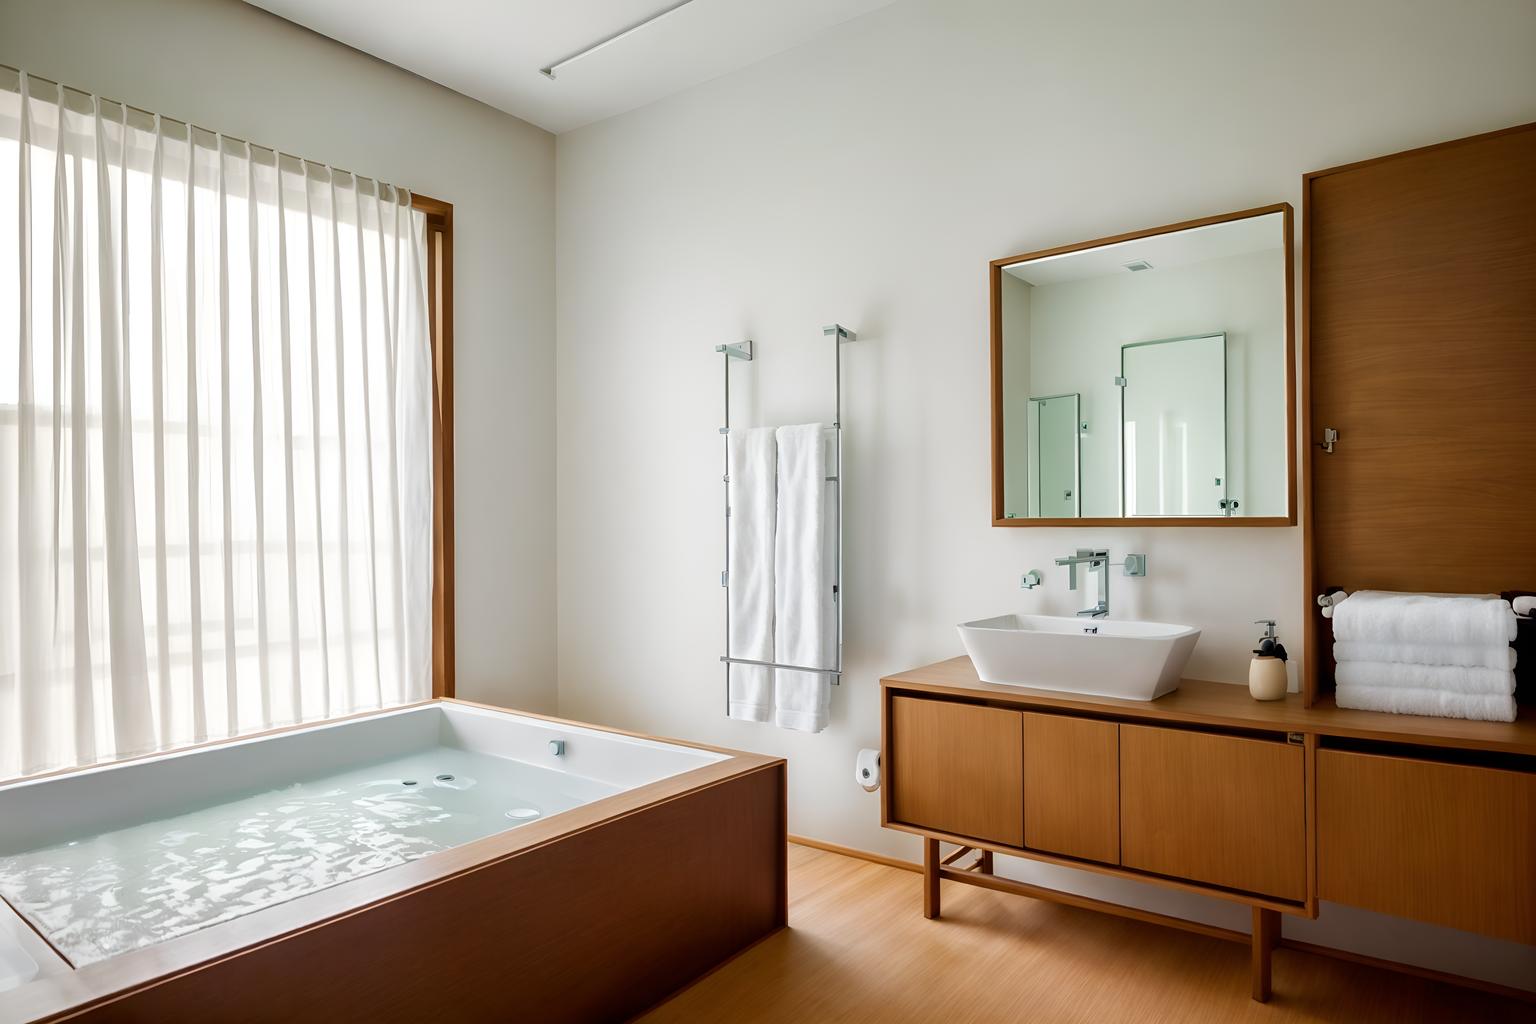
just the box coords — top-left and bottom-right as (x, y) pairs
(727, 428), (777, 722)
(773, 424), (835, 732)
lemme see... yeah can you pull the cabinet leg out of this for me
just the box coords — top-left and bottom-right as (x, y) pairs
(978, 849), (994, 875)
(1250, 907), (1279, 1002)
(923, 838), (941, 919)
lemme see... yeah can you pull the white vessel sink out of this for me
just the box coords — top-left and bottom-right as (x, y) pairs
(957, 614), (1201, 701)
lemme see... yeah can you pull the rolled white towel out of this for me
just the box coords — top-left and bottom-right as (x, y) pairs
(1515, 596), (1536, 617)
(1331, 591), (1517, 647)
(1333, 641), (1516, 672)
(1335, 684), (1516, 723)
(1334, 660), (1514, 696)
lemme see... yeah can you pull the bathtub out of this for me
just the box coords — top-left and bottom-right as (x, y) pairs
(0, 700), (787, 1023)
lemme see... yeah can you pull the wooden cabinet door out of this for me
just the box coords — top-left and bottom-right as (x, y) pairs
(889, 696), (1023, 847)
(1120, 725), (1305, 901)
(1023, 713), (1119, 864)
(1318, 749), (1536, 944)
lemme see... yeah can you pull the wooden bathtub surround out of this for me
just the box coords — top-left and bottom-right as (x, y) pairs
(880, 657), (1536, 1004)
(2, 701), (787, 1024)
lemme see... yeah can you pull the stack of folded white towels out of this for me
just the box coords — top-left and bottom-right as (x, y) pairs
(1330, 591), (1519, 722)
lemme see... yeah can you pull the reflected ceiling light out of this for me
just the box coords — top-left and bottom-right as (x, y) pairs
(539, 0), (700, 79)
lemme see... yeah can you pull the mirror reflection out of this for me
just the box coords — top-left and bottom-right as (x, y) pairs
(995, 207), (1291, 521)
(1026, 394), (1080, 518)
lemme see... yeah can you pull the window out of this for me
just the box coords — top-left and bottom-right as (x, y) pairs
(0, 70), (451, 779)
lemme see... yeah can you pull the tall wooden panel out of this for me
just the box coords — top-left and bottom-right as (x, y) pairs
(1302, 122), (1536, 702)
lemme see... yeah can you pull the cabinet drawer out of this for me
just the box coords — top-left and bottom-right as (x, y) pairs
(1023, 713), (1119, 864)
(1318, 749), (1536, 944)
(889, 696), (1023, 846)
(1120, 725), (1305, 901)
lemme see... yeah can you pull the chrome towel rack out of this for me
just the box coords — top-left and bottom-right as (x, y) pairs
(716, 326), (855, 713)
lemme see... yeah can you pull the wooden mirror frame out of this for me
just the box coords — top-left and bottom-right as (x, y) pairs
(989, 203), (1297, 527)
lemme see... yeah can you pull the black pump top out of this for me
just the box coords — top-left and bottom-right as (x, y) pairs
(1253, 638), (1289, 662)
(1252, 620), (1288, 661)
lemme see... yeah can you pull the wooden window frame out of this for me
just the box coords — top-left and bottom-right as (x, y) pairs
(413, 193), (454, 699)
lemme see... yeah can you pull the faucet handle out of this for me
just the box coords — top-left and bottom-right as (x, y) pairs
(1020, 570), (1043, 590)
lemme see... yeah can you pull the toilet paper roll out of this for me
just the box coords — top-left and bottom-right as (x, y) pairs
(856, 748), (881, 792)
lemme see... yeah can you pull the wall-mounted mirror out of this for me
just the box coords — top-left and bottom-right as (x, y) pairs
(990, 204), (1295, 525)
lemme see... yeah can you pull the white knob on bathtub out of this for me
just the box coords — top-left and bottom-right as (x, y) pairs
(549, 740), (566, 757)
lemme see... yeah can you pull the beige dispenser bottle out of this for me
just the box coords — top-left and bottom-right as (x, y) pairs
(1249, 620), (1289, 701)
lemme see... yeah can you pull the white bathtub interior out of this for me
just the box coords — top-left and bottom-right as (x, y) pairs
(0, 908), (46, 991)
(0, 704), (725, 979)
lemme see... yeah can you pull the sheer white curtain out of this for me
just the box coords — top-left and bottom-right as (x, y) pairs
(0, 71), (434, 779)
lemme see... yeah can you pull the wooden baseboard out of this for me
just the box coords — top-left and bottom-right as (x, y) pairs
(787, 835), (1535, 1003)
(788, 833), (920, 873)
(1277, 937), (1536, 1005)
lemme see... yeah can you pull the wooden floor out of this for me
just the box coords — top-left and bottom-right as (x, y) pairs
(642, 844), (1531, 1023)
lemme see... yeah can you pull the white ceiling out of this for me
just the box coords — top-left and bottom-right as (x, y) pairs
(1003, 212), (1286, 287)
(243, 0), (897, 134)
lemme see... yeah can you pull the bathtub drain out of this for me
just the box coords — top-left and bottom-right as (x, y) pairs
(505, 807), (541, 821)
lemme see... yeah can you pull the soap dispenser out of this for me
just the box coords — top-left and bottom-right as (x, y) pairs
(1249, 620), (1289, 701)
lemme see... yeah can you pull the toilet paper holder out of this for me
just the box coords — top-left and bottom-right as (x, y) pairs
(856, 748), (881, 792)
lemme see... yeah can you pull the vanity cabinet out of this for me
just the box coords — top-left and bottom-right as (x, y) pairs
(1022, 712), (1119, 864)
(889, 696), (1023, 847)
(882, 661), (1536, 1003)
(1120, 725), (1306, 901)
(1318, 748), (1536, 944)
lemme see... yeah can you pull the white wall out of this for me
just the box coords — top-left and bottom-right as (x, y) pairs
(0, 0), (560, 713)
(555, 0), (1536, 989)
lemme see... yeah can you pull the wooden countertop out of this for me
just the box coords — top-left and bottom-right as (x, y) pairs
(881, 657), (1536, 757)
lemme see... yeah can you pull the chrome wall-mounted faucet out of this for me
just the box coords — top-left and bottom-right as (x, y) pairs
(1054, 549), (1147, 618)
(1055, 548), (1110, 617)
